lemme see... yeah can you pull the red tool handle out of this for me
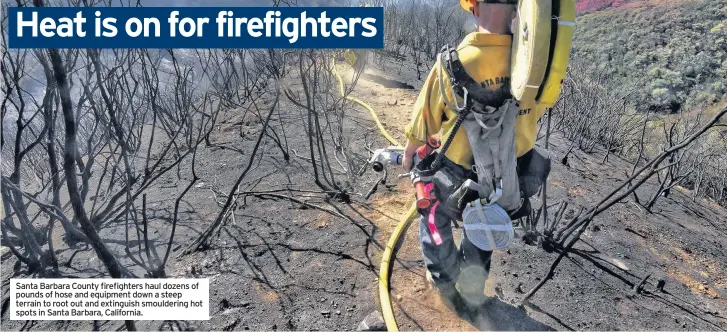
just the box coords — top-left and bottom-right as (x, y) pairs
(413, 136), (439, 209)
(415, 181), (431, 209)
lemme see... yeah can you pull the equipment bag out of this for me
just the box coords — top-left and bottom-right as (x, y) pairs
(458, 101), (521, 252)
(511, 0), (576, 107)
(518, 145), (551, 198)
(462, 99), (522, 213)
(441, 99), (521, 253)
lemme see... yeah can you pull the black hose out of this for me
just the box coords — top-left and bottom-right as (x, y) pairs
(430, 111), (467, 171)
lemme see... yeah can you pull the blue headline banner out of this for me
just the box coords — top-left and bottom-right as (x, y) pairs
(8, 7), (384, 49)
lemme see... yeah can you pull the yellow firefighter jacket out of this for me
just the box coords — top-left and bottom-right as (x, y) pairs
(405, 32), (547, 169)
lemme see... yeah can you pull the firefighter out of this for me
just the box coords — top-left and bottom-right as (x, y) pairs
(401, 0), (549, 316)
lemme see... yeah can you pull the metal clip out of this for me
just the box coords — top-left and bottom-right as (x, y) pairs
(452, 86), (468, 112)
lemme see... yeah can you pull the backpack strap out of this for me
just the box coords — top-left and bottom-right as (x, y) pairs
(440, 45), (514, 114)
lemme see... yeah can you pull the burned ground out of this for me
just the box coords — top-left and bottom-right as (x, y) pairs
(2, 57), (726, 331)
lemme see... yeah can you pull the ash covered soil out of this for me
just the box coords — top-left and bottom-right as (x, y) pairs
(2, 58), (727, 331)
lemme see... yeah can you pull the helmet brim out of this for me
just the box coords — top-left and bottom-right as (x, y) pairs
(461, 0), (518, 11)
(460, 0), (474, 12)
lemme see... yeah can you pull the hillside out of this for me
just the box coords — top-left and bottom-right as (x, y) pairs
(576, 0), (631, 14)
(573, 0), (727, 112)
(2, 1), (726, 331)
(3, 52), (726, 331)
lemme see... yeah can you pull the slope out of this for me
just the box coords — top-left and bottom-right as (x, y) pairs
(573, 0), (727, 112)
(576, 0), (633, 14)
(1, 55), (725, 331)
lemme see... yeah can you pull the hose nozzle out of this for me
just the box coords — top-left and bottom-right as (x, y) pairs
(369, 146), (404, 172)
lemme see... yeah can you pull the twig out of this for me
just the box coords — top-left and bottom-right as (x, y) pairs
(632, 273), (651, 294)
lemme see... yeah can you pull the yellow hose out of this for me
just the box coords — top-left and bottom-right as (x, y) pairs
(331, 58), (416, 332)
(332, 59), (402, 147)
(378, 205), (417, 332)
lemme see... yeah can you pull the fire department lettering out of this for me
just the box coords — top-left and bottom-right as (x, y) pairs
(495, 77), (510, 85)
(481, 77), (510, 88)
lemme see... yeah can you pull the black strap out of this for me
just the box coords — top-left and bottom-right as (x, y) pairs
(441, 45), (473, 106)
(441, 45), (514, 113)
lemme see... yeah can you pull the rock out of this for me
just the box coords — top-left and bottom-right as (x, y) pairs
(515, 283), (524, 294)
(219, 298), (230, 310)
(336, 310), (341, 315)
(203, 257), (214, 268)
(494, 285), (505, 299)
(395, 294), (402, 302)
(656, 278), (666, 292)
(0, 246), (10, 256)
(222, 318), (239, 331)
(358, 310), (386, 331)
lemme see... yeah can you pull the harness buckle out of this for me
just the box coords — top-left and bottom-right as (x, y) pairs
(488, 179), (503, 204)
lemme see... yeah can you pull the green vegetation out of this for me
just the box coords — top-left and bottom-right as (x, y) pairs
(572, 0), (727, 112)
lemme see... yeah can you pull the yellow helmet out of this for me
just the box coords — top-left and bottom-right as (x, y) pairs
(460, 0), (518, 12)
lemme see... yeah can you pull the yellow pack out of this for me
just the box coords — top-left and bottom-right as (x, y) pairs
(510, 0), (576, 108)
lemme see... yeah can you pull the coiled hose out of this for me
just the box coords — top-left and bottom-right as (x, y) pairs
(331, 58), (415, 332)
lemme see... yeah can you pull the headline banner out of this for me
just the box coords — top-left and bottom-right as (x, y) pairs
(8, 7), (384, 49)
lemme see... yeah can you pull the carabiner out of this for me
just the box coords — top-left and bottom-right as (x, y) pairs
(452, 86), (469, 112)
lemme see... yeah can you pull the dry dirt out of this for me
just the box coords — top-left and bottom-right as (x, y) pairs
(2, 56), (727, 331)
